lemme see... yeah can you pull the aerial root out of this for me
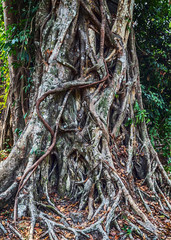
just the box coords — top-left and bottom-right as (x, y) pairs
(44, 179), (67, 219)
(0, 181), (18, 203)
(87, 183), (95, 220)
(28, 187), (37, 240)
(92, 180), (108, 219)
(79, 178), (93, 211)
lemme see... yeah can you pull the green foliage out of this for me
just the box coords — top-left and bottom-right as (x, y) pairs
(23, 76), (33, 93)
(0, 149), (9, 161)
(30, 147), (45, 157)
(134, 101), (150, 124)
(164, 158), (171, 176)
(14, 128), (23, 136)
(0, 1), (10, 112)
(1, 1), (38, 62)
(0, 0), (38, 112)
(134, 0), (171, 160)
(122, 225), (132, 235)
(125, 102), (150, 127)
(3, 139), (11, 153)
(125, 118), (133, 127)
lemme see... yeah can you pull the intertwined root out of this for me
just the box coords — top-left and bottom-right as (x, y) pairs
(9, 128), (169, 240)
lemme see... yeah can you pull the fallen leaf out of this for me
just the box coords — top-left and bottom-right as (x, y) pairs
(1, 221), (5, 225)
(88, 234), (94, 240)
(65, 233), (74, 239)
(35, 227), (42, 234)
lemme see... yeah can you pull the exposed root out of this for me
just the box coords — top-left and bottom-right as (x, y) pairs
(155, 180), (171, 211)
(28, 186), (37, 240)
(125, 212), (150, 240)
(0, 222), (7, 235)
(39, 211), (89, 240)
(6, 222), (24, 240)
(87, 183), (95, 220)
(105, 190), (121, 234)
(0, 181), (18, 202)
(137, 187), (154, 218)
(92, 198), (107, 220)
(103, 160), (158, 236)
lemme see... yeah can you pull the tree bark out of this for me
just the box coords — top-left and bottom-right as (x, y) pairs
(0, 0), (170, 239)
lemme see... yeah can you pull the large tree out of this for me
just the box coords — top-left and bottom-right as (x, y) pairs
(0, 0), (170, 239)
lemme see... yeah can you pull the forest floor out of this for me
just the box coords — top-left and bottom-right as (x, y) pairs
(0, 150), (171, 240)
(0, 191), (171, 240)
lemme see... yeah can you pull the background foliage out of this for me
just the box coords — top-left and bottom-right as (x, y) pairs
(134, 0), (171, 163)
(0, 0), (38, 112)
(0, 1), (9, 112)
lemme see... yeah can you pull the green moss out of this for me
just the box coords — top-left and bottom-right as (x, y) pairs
(58, 175), (67, 197)
(115, 61), (122, 75)
(56, 138), (64, 149)
(97, 91), (110, 120)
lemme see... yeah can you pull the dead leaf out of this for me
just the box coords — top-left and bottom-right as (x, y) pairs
(65, 233), (74, 239)
(114, 235), (119, 240)
(88, 234), (94, 240)
(35, 227), (42, 234)
(16, 176), (22, 181)
(1, 221), (5, 225)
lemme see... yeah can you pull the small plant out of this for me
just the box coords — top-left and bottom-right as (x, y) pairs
(30, 147), (45, 157)
(0, 149), (10, 161)
(3, 139), (11, 152)
(15, 128), (23, 136)
(164, 158), (171, 176)
(125, 102), (150, 127)
(125, 118), (133, 127)
(134, 101), (150, 125)
(122, 224), (132, 235)
(23, 76), (33, 93)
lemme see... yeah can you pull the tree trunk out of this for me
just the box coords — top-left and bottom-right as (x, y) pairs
(0, 0), (27, 149)
(0, 0), (170, 239)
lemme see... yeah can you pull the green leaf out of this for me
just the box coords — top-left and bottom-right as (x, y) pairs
(24, 113), (27, 119)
